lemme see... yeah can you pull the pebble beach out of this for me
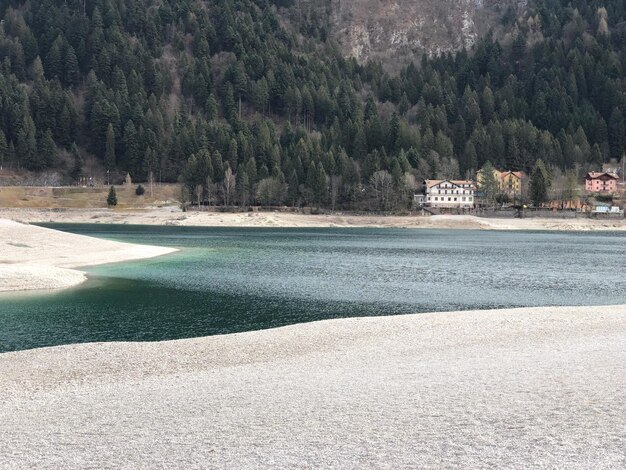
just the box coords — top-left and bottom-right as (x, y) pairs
(0, 219), (177, 292)
(0, 306), (625, 468)
(1, 220), (625, 468)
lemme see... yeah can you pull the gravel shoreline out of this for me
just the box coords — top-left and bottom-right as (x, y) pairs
(2, 206), (626, 230)
(1, 305), (624, 468)
(2, 218), (624, 467)
(0, 218), (177, 292)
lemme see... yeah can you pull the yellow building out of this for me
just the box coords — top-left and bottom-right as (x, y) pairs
(499, 171), (525, 194)
(476, 168), (526, 196)
(476, 168), (501, 188)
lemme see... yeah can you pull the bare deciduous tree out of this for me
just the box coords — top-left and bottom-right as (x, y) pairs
(403, 172), (419, 207)
(222, 166), (236, 206)
(179, 183), (189, 211)
(195, 184), (203, 208)
(206, 176), (215, 206)
(370, 170), (393, 211)
(330, 175), (341, 210)
(148, 170), (154, 197)
(256, 177), (287, 206)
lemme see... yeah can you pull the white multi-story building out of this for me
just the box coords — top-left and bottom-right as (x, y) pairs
(421, 179), (476, 209)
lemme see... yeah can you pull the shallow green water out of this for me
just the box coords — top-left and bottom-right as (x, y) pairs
(1, 224), (625, 352)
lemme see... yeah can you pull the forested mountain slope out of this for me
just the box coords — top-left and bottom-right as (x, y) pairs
(0, 0), (625, 208)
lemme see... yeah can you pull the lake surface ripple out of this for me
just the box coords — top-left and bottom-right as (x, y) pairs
(1, 224), (625, 352)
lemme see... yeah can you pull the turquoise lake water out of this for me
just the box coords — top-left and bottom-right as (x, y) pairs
(1, 224), (626, 352)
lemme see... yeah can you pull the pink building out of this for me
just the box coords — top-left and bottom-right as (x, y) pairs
(585, 172), (618, 193)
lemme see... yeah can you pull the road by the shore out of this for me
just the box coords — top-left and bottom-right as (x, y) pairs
(2, 206), (626, 231)
(0, 219), (177, 292)
(1, 305), (624, 468)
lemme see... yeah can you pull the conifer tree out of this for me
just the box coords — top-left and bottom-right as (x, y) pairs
(64, 46), (80, 87)
(105, 124), (116, 170)
(245, 158), (257, 185)
(223, 84), (237, 125)
(388, 113), (400, 152)
(107, 186), (118, 207)
(237, 170), (249, 206)
(31, 56), (44, 82)
(0, 131), (7, 169)
(287, 169), (299, 206)
(609, 108), (625, 159)
(59, 104), (74, 148)
(45, 36), (63, 80)
(530, 159), (550, 207)
(70, 144), (83, 183)
(206, 95), (218, 120)
(7, 142), (16, 168)
(123, 120), (139, 176)
(479, 161), (499, 206)
(39, 129), (57, 167)
(17, 114), (39, 170)
(213, 151), (224, 181)
(315, 163), (328, 205)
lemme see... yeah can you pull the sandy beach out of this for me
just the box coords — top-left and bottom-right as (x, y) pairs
(0, 305), (624, 468)
(0, 219), (177, 292)
(1, 206), (626, 231)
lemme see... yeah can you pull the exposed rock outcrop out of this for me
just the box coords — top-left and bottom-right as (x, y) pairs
(294, 0), (526, 69)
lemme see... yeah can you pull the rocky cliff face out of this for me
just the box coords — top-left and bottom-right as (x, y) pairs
(308, 0), (525, 69)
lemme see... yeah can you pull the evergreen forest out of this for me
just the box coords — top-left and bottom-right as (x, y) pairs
(0, 0), (625, 209)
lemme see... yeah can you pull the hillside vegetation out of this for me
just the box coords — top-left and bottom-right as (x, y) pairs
(0, 0), (625, 209)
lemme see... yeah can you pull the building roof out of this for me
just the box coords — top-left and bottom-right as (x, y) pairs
(500, 171), (525, 179)
(477, 169), (526, 179)
(450, 180), (475, 186)
(585, 172), (619, 180)
(424, 179), (444, 188)
(424, 179), (475, 188)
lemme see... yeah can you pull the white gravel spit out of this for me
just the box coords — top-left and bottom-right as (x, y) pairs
(1, 306), (625, 468)
(0, 219), (177, 292)
(3, 207), (626, 231)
